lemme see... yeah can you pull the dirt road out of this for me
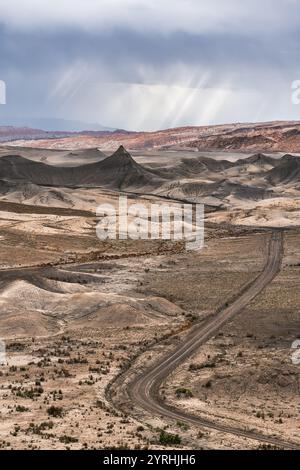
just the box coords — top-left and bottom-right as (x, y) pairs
(112, 231), (299, 449)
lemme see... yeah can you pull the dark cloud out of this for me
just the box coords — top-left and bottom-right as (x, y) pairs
(0, 1), (300, 130)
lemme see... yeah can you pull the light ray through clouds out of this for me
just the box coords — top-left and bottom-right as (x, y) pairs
(83, 81), (262, 131)
(160, 71), (211, 130)
(49, 61), (90, 104)
(0, 0), (300, 130)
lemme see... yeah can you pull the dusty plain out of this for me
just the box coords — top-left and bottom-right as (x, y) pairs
(0, 143), (299, 450)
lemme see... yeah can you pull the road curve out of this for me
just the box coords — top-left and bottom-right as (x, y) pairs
(121, 231), (298, 449)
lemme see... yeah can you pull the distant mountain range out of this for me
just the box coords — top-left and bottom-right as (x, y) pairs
(0, 126), (71, 143)
(0, 117), (115, 133)
(2, 120), (300, 153)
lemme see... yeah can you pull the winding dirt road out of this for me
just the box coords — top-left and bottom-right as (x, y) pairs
(116, 231), (299, 449)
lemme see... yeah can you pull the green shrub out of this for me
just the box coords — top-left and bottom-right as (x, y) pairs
(159, 430), (181, 446)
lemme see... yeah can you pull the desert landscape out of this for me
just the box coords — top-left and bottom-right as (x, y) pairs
(0, 123), (299, 450)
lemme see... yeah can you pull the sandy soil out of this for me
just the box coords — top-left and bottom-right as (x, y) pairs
(0, 147), (299, 450)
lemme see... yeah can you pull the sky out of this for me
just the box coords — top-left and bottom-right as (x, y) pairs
(0, 0), (300, 131)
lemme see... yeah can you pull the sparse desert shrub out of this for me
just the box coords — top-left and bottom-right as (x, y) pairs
(7, 342), (25, 352)
(204, 380), (212, 388)
(59, 435), (78, 444)
(159, 430), (181, 446)
(66, 357), (88, 365)
(56, 368), (73, 378)
(15, 386), (44, 399)
(189, 363), (201, 371)
(15, 405), (29, 412)
(47, 406), (64, 418)
(256, 411), (265, 420)
(176, 421), (189, 431)
(27, 421), (54, 435)
(189, 361), (215, 371)
(175, 387), (193, 398)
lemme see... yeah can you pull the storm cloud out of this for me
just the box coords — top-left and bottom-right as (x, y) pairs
(0, 0), (300, 130)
